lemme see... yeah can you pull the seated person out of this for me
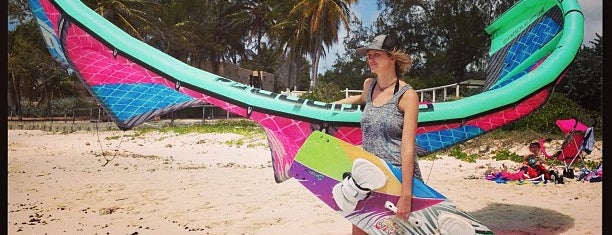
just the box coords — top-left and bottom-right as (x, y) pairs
(522, 142), (563, 183)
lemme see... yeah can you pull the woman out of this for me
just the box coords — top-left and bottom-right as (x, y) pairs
(334, 34), (421, 235)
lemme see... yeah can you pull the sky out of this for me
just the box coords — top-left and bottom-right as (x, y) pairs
(318, 0), (603, 73)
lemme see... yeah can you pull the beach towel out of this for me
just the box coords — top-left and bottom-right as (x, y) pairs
(485, 169), (546, 185)
(577, 164), (602, 183)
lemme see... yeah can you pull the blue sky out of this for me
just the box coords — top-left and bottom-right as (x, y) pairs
(318, 0), (603, 73)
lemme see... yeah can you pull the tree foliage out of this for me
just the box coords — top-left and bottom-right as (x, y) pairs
(502, 92), (601, 138)
(298, 82), (345, 103)
(328, 0), (518, 89)
(8, 20), (72, 117)
(317, 19), (372, 90)
(557, 34), (603, 113)
(82, 0), (159, 41)
(8, 0), (31, 23)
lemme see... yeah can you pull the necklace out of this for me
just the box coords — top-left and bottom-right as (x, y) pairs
(377, 79), (397, 90)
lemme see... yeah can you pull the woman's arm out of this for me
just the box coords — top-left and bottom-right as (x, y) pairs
(395, 88), (419, 220)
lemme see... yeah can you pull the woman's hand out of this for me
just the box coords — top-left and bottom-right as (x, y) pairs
(395, 194), (412, 220)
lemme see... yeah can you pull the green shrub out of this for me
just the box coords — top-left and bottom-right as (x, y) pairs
(18, 98), (83, 117)
(420, 153), (440, 161)
(299, 82), (345, 103)
(448, 146), (479, 163)
(13, 98), (98, 118)
(502, 93), (602, 139)
(492, 149), (523, 163)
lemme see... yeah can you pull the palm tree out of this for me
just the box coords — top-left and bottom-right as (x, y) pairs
(144, 1), (201, 62)
(270, 12), (311, 91)
(82, 0), (159, 40)
(225, 0), (278, 87)
(183, 1), (250, 74)
(288, 0), (356, 90)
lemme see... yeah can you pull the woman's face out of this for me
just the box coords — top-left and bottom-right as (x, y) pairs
(366, 50), (394, 74)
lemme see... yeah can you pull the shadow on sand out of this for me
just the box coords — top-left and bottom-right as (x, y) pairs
(471, 203), (574, 235)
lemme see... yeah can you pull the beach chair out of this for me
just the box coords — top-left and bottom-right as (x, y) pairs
(538, 118), (594, 178)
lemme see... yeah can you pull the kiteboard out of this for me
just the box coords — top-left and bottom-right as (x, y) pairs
(290, 131), (494, 234)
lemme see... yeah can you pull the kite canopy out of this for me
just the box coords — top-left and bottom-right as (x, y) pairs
(28, 0), (584, 183)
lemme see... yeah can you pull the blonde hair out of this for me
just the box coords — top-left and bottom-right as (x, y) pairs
(389, 49), (412, 76)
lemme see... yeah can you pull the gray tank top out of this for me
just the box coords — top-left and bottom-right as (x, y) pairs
(362, 80), (422, 180)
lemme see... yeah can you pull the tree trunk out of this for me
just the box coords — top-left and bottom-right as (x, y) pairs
(310, 51), (321, 91)
(74, 75), (90, 99)
(287, 55), (294, 91)
(9, 71), (22, 119)
(295, 56), (302, 91)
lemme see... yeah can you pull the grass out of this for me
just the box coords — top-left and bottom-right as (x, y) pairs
(102, 118), (601, 167)
(125, 119), (267, 148)
(135, 119), (265, 137)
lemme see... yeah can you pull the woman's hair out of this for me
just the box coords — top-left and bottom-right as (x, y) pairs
(388, 49), (412, 77)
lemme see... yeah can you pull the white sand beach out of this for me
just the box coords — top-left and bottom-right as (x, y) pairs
(7, 129), (602, 234)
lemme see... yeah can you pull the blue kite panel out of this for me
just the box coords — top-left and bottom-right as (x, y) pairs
(92, 83), (194, 121)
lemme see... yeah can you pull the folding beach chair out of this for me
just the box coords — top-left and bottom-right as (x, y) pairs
(538, 118), (595, 178)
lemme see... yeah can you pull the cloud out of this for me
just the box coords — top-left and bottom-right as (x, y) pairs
(578, 0), (603, 45)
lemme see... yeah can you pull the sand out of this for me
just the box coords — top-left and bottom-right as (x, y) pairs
(7, 129), (602, 235)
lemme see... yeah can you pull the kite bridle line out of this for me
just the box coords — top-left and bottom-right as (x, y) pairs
(93, 119), (126, 167)
(425, 157), (435, 184)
